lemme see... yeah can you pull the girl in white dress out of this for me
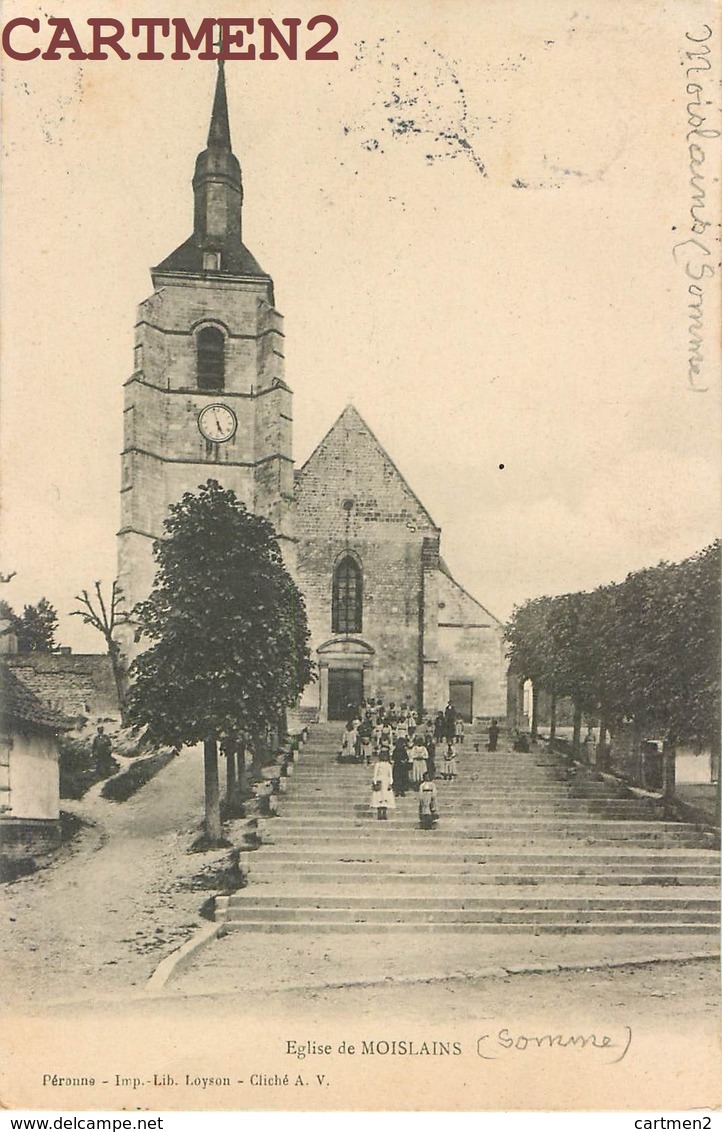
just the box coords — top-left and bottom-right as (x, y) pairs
(443, 741), (457, 780)
(370, 751), (395, 820)
(410, 736), (428, 789)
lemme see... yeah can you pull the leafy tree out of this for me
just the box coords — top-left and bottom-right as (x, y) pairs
(545, 589), (618, 753)
(71, 581), (129, 725)
(506, 541), (721, 779)
(1, 597), (60, 653)
(600, 543), (721, 749)
(673, 541), (721, 752)
(127, 480), (313, 842)
(505, 596), (554, 736)
(0, 599), (18, 626)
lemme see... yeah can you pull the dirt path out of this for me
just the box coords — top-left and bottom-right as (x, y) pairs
(82, 955), (719, 1027)
(0, 744), (231, 1009)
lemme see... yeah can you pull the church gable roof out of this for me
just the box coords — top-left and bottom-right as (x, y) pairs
(295, 405), (438, 533)
(437, 561), (502, 627)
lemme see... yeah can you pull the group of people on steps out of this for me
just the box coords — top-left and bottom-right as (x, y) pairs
(337, 698), (500, 830)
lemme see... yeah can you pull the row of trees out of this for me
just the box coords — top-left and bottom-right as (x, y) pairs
(505, 541), (721, 761)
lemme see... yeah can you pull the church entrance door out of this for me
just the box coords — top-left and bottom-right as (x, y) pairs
(449, 680), (473, 723)
(328, 668), (363, 720)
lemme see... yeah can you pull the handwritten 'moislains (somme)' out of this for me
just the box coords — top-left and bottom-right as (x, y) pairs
(672, 24), (720, 393)
(0, 15), (339, 61)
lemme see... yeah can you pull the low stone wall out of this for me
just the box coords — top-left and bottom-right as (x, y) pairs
(0, 816), (62, 870)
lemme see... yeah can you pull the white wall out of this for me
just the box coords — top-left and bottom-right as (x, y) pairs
(8, 730), (60, 820)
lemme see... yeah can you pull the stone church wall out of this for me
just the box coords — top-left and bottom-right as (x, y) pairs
(298, 534), (425, 710)
(294, 406), (441, 715)
(434, 570), (507, 719)
(436, 623), (507, 719)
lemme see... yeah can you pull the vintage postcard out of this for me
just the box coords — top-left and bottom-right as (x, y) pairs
(1, 0), (720, 1115)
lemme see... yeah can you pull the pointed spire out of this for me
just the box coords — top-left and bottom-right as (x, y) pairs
(153, 62), (272, 282)
(207, 59), (231, 150)
(190, 61), (242, 251)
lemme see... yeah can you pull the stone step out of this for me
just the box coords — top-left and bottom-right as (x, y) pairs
(222, 724), (717, 935)
(251, 852), (719, 871)
(263, 822), (705, 840)
(224, 893), (719, 911)
(220, 909), (720, 928)
(284, 793), (648, 805)
(249, 869), (718, 887)
(250, 842), (719, 855)
(294, 767), (568, 778)
(293, 786), (589, 796)
(297, 756), (562, 766)
(285, 794), (638, 807)
(218, 919), (719, 935)
(292, 783), (575, 791)
(251, 852), (718, 870)
(276, 806), (660, 820)
(288, 791), (576, 801)
(295, 756), (565, 765)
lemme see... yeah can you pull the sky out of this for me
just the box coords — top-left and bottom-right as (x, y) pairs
(1, 0), (720, 652)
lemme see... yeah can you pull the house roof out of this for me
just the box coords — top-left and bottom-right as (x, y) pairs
(0, 664), (75, 732)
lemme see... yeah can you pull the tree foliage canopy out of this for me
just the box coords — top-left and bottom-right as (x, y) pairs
(127, 480), (313, 748)
(505, 541), (721, 748)
(0, 597), (60, 653)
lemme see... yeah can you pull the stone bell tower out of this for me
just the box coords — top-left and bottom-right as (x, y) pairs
(117, 62), (293, 654)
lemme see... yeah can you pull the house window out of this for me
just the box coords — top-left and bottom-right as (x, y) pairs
(197, 326), (225, 391)
(332, 556), (362, 634)
(203, 251), (221, 271)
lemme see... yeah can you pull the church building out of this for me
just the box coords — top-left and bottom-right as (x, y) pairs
(117, 64), (507, 723)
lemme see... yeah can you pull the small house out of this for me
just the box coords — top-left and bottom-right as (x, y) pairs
(0, 664), (74, 869)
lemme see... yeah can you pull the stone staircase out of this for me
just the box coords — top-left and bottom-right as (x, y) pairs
(216, 722), (720, 933)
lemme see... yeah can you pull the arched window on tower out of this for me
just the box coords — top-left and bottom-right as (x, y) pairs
(332, 556), (362, 634)
(197, 326), (225, 390)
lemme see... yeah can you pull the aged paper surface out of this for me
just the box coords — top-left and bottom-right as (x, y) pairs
(1, 0), (720, 1114)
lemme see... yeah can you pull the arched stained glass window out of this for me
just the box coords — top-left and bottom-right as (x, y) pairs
(197, 326), (225, 390)
(332, 556), (362, 634)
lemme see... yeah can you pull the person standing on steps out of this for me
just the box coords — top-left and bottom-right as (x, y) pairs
(358, 715), (374, 764)
(583, 726), (597, 767)
(370, 749), (395, 820)
(410, 734), (428, 790)
(394, 713), (409, 743)
(392, 734), (410, 797)
(444, 700), (457, 744)
(434, 711), (446, 744)
(339, 718), (357, 762)
(423, 723), (437, 780)
(418, 771), (439, 830)
(443, 740), (457, 781)
(378, 718), (393, 754)
(488, 718), (500, 752)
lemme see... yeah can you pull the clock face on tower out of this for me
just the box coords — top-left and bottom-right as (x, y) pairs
(198, 403), (237, 443)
